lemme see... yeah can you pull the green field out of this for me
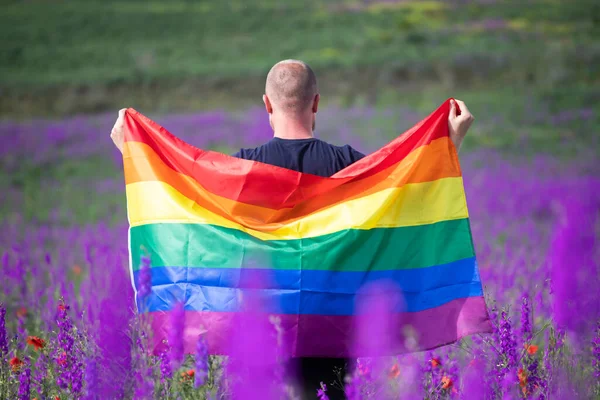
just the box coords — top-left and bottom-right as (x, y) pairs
(2, 0), (599, 119)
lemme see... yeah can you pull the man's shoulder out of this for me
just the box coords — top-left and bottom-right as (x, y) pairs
(231, 143), (268, 159)
(327, 142), (366, 162)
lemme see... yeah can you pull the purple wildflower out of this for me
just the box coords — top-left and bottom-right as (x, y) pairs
(18, 364), (31, 400)
(520, 293), (532, 342)
(593, 321), (600, 379)
(134, 367), (154, 399)
(344, 374), (361, 400)
(0, 304), (8, 355)
(83, 358), (98, 400)
(317, 382), (329, 400)
(71, 359), (84, 394)
(55, 302), (75, 390)
(462, 358), (486, 400)
(168, 302), (185, 371)
(549, 197), (599, 344)
(525, 358), (541, 395)
(539, 348), (552, 399)
(32, 353), (47, 395)
(195, 334), (209, 388)
(225, 275), (280, 400)
(498, 310), (517, 378)
(17, 316), (26, 351)
(159, 350), (172, 380)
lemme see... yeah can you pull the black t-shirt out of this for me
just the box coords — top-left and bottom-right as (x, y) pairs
(232, 137), (365, 177)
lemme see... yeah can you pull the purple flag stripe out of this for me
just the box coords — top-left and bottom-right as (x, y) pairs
(148, 296), (492, 358)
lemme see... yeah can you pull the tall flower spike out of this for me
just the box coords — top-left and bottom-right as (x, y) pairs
(317, 382), (329, 400)
(0, 304), (8, 355)
(159, 350), (172, 381)
(593, 321), (600, 380)
(55, 302), (75, 390)
(498, 310), (517, 380)
(18, 364), (31, 400)
(520, 293), (532, 342)
(83, 358), (98, 400)
(168, 302), (185, 371)
(195, 334), (209, 388)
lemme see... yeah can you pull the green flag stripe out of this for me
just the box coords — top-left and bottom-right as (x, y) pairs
(129, 218), (473, 272)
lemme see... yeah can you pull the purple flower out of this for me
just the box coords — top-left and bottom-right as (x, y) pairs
(317, 382), (329, 400)
(498, 310), (517, 379)
(83, 358), (98, 399)
(520, 293), (532, 342)
(17, 316), (26, 351)
(195, 334), (209, 388)
(159, 350), (172, 380)
(225, 275), (280, 400)
(344, 374), (361, 400)
(18, 364), (31, 400)
(55, 302), (76, 391)
(0, 304), (8, 355)
(549, 196), (599, 343)
(593, 321), (600, 379)
(70, 359), (84, 394)
(462, 358), (486, 400)
(168, 301), (185, 370)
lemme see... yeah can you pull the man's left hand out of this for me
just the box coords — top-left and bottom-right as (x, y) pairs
(110, 108), (128, 153)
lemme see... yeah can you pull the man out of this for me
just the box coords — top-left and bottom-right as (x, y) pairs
(110, 59), (474, 399)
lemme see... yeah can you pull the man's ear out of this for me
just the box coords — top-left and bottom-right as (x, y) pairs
(312, 93), (320, 114)
(263, 94), (273, 114)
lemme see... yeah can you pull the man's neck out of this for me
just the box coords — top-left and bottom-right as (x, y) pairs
(272, 119), (313, 140)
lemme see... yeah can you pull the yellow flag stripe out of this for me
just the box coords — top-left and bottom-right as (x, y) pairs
(126, 177), (468, 241)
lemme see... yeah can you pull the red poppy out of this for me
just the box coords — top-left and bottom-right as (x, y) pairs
(10, 356), (24, 372)
(441, 375), (453, 390)
(72, 265), (82, 276)
(525, 344), (538, 355)
(27, 336), (46, 351)
(16, 307), (27, 319)
(181, 369), (195, 381)
(58, 304), (67, 312)
(431, 357), (441, 368)
(388, 363), (400, 378)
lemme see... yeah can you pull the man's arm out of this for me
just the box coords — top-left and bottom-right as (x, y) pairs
(447, 99), (474, 153)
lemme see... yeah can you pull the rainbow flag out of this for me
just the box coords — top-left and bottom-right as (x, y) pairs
(123, 99), (492, 357)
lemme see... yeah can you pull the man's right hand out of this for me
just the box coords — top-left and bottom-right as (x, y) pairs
(448, 99), (474, 153)
(110, 108), (128, 153)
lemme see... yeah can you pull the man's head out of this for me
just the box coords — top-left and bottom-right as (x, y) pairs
(263, 60), (319, 134)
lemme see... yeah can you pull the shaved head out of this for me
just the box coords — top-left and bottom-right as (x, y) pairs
(265, 60), (318, 114)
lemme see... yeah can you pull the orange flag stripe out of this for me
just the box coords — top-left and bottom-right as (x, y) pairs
(124, 136), (460, 225)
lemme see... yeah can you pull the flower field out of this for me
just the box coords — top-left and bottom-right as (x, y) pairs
(0, 104), (598, 399)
